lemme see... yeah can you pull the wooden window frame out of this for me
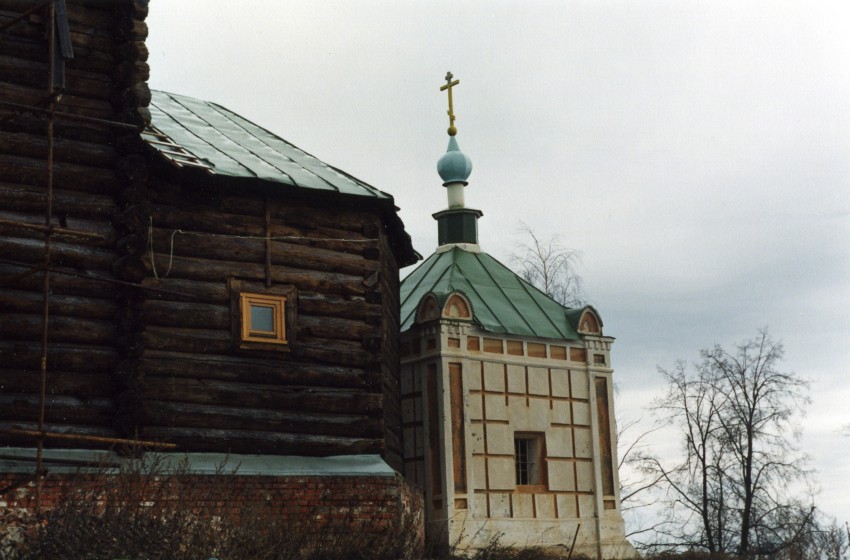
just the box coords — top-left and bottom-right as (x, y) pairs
(240, 292), (287, 344)
(514, 433), (547, 491)
(230, 279), (296, 352)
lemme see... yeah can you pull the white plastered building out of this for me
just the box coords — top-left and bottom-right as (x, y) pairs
(398, 106), (636, 559)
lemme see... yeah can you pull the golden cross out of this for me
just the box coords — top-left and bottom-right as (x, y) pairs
(440, 71), (460, 136)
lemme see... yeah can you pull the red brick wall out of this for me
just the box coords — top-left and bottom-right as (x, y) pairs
(0, 472), (424, 548)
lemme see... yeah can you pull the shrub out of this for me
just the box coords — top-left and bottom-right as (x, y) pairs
(3, 454), (421, 560)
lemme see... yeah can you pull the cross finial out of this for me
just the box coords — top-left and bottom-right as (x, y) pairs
(440, 71), (460, 136)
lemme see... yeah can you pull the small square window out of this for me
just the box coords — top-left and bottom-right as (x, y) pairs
(515, 434), (545, 486)
(229, 279), (296, 352)
(250, 304), (275, 333)
(240, 293), (287, 344)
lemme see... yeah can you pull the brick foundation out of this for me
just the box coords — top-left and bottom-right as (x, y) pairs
(0, 470), (424, 554)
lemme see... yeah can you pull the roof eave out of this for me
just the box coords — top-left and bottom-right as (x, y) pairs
(145, 148), (419, 267)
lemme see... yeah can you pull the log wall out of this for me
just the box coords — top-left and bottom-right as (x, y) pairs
(0, 0), (149, 445)
(0, 1), (409, 463)
(379, 227), (404, 471)
(127, 178), (404, 459)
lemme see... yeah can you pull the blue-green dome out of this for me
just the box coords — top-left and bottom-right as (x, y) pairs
(437, 136), (472, 184)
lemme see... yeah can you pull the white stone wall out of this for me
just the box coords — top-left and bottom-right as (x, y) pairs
(400, 321), (636, 558)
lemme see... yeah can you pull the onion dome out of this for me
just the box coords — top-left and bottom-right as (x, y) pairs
(437, 136), (473, 185)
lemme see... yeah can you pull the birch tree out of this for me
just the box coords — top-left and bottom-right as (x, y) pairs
(512, 224), (584, 307)
(640, 329), (815, 556)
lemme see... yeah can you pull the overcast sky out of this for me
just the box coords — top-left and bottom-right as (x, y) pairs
(146, 1), (850, 527)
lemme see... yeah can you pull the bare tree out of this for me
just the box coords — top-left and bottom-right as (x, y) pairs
(616, 416), (668, 543)
(709, 330), (811, 556)
(512, 224), (584, 307)
(640, 359), (735, 553)
(638, 329), (814, 556)
(810, 517), (850, 560)
(769, 509), (849, 560)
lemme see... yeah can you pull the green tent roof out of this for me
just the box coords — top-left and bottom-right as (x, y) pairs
(399, 246), (584, 340)
(146, 90), (392, 200)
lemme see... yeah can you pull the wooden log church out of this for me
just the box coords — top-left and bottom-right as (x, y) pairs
(0, 0), (421, 534)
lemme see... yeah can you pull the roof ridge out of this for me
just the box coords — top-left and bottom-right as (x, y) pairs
(449, 249), (500, 331)
(483, 251), (573, 338)
(399, 251), (449, 328)
(472, 251), (542, 334)
(512, 266), (570, 338)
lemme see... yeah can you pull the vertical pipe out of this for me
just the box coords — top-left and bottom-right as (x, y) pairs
(36, 0), (57, 512)
(264, 198), (272, 288)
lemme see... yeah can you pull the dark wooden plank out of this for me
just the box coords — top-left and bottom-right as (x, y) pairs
(0, 313), (115, 345)
(0, 129), (117, 166)
(141, 300), (230, 330)
(0, 235), (116, 269)
(0, 80), (116, 118)
(140, 277), (228, 303)
(140, 350), (369, 389)
(141, 327), (232, 354)
(0, 288), (117, 319)
(0, 394), (115, 425)
(0, 183), (119, 217)
(143, 401), (383, 439)
(298, 314), (376, 343)
(141, 426), (383, 456)
(295, 339), (374, 369)
(0, 264), (118, 299)
(0, 54), (116, 101)
(140, 254), (367, 297)
(146, 197), (377, 252)
(0, 152), (117, 193)
(147, 227), (376, 277)
(0, 341), (119, 372)
(0, 209), (115, 246)
(141, 376), (383, 415)
(297, 293), (381, 322)
(0, 369), (114, 398)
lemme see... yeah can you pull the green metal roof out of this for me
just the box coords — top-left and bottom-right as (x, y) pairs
(399, 246), (584, 340)
(145, 90), (392, 200)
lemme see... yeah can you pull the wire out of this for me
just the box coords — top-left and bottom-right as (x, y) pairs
(164, 228), (182, 278)
(145, 219), (378, 280)
(160, 229), (378, 243)
(148, 216), (158, 279)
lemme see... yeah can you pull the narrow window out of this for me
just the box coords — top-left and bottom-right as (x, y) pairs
(514, 434), (544, 486)
(240, 293), (287, 344)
